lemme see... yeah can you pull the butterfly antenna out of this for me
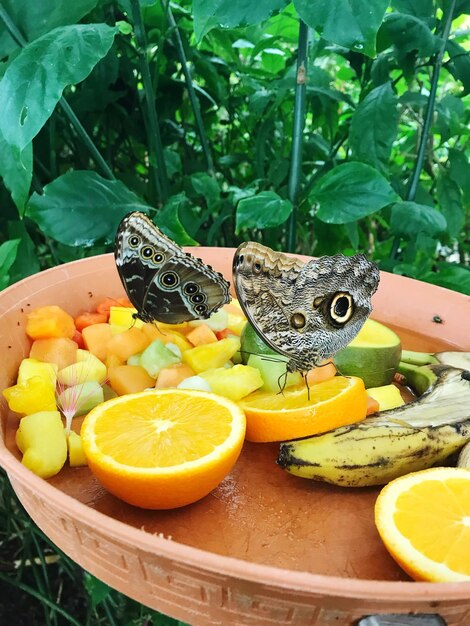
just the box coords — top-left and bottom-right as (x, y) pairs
(238, 349), (287, 365)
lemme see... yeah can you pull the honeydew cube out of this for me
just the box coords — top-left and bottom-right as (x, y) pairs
(67, 431), (88, 467)
(108, 305), (143, 330)
(247, 354), (302, 392)
(182, 337), (241, 374)
(177, 376), (212, 392)
(188, 309), (228, 332)
(140, 340), (181, 378)
(17, 358), (58, 386)
(127, 354), (142, 366)
(57, 382), (104, 417)
(199, 364), (263, 401)
(57, 350), (107, 385)
(15, 411), (67, 478)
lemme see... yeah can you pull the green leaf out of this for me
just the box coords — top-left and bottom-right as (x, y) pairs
(236, 191), (292, 233)
(448, 148), (470, 197)
(390, 201), (447, 238)
(188, 173), (221, 210)
(391, 0), (434, 17)
(382, 13), (438, 58)
(436, 173), (464, 238)
(192, 0), (289, 41)
(446, 40), (470, 96)
(0, 239), (21, 290)
(83, 573), (111, 609)
(349, 82), (399, 174)
(0, 24), (117, 151)
(0, 134), (32, 212)
(0, 0), (99, 57)
(293, 0), (390, 57)
(25, 171), (153, 247)
(429, 263), (470, 296)
(7, 219), (40, 284)
(311, 162), (399, 224)
(155, 194), (198, 246)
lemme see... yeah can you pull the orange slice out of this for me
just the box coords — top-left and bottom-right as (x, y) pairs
(81, 389), (246, 509)
(375, 467), (470, 582)
(238, 376), (367, 442)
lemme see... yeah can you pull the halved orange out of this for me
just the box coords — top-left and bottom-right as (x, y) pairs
(375, 467), (470, 582)
(238, 376), (367, 442)
(81, 389), (246, 509)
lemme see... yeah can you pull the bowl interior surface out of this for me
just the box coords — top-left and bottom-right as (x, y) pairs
(1, 249), (469, 589)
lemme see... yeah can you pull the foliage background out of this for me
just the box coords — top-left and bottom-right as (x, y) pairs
(0, 0), (469, 623)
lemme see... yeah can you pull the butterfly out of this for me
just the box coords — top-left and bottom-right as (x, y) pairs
(232, 241), (380, 374)
(114, 212), (231, 324)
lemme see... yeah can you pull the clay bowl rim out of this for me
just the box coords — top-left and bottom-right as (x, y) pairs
(0, 251), (469, 603)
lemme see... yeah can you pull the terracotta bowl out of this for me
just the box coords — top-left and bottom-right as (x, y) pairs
(1, 249), (470, 626)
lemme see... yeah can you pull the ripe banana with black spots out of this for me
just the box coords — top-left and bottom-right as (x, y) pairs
(278, 366), (470, 487)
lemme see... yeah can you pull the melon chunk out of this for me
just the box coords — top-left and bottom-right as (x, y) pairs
(200, 364), (263, 401)
(183, 337), (240, 373)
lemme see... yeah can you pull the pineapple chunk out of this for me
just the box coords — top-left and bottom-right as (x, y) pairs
(200, 365), (263, 401)
(17, 358), (58, 386)
(182, 337), (241, 373)
(67, 431), (88, 467)
(57, 349), (107, 385)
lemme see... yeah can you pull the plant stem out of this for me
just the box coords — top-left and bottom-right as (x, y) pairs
(167, 7), (215, 174)
(130, 0), (169, 203)
(390, 0), (456, 260)
(287, 19), (309, 252)
(0, 5), (115, 182)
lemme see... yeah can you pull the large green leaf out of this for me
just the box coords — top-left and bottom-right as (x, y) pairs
(192, 0), (289, 41)
(349, 82), (399, 174)
(390, 0), (434, 16)
(0, 239), (21, 290)
(0, 134), (32, 213)
(293, 0), (390, 57)
(436, 173), (464, 239)
(0, 24), (116, 151)
(446, 40), (470, 96)
(311, 162), (399, 224)
(0, 0), (99, 57)
(429, 263), (470, 296)
(25, 171), (153, 246)
(236, 191), (292, 232)
(7, 219), (40, 284)
(390, 202), (447, 238)
(381, 13), (437, 58)
(155, 194), (198, 246)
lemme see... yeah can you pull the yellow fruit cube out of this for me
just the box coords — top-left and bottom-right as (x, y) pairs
(16, 411), (67, 478)
(200, 365), (263, 401)
(109, 306), (143, 330)
(67, 431), (88, 467)
(226, 314), (247, 336)
(57, 349), (107, 385)
(367, 384), (405, 411)
(182, 337), (241, 373)
(17, 358), (58, 386)
(3, 377), (57, 415)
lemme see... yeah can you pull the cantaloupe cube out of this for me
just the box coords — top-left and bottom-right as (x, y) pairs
(186, 324), (218, 347)
(29, 338), (78, 370)
(106, 327), (149, 361)
(155, 363), (195, 388)
(200, 364), (263, 401)
(17, 358), (58, 386)
(105, 353), (124, 370)
(108, 365), (155, 395)
(182, 337), (241, 373)
(26, 305), (76, 340)
(67, 431), (88, 467)
(306, 361), (337, 385)
(82, 323), (112, 362)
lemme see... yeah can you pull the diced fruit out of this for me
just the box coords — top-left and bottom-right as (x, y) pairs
(305, 361), (337, 386)
(367, 384), (405, 411)
(109, 305), (143, 330)
(139, 340), (181, 377)
(199, 364), (263, 401)
(106, 327), (149, 361)
(57, 350), (107, 385)
(80, 389), (246, 509)
(67, 431), (88, 467)
(142, 323), (192, 352)
(156, 321), (190, 334)
(223, 301), (245, 317)
(3, 377), (57, 415)
(188, 309), (228, 332)
(239, 376), (367, 442)
(108, 365), (155, 395)
(72, 329), (85, 349)
(29, 337), (78, 370)
(186, 324), (218, 347)
(16, 411), (67, 478)
(26, 305), (75, 340)
(247, 354), (301, 392)
(226, 314), (246, 336)
(17, 358), (58, 386)
(240, 321), (280, 364)
(127, 354), (141, 366)
(366, 395), (380, 415)
(74, 312), (107, 331)
(334, 319), (402, 388)
(183, 337), (241, 373)
(82, 322), (112, 362)
(177, 376), (212, 392)
(57, 382), (104, 417)
(155, 364), (195, 389)
(105, 353), (124, 370)
(96, 297), (133, 319)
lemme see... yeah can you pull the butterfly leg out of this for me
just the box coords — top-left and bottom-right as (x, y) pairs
(276, 368), (289, 396)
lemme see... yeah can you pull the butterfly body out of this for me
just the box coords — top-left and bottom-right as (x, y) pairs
(115, 212), (231, 324)
(233, 242), (380, 373)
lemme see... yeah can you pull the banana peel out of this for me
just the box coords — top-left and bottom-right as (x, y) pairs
(399, 350), (470, 396)
(277, 365), (470, 487)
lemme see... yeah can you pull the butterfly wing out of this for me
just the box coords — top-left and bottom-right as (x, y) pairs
(233, 242), (380, 371)
(115, 212), (231, 323)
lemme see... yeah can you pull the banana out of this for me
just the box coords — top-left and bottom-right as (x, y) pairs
(277, 366), (470, 487)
